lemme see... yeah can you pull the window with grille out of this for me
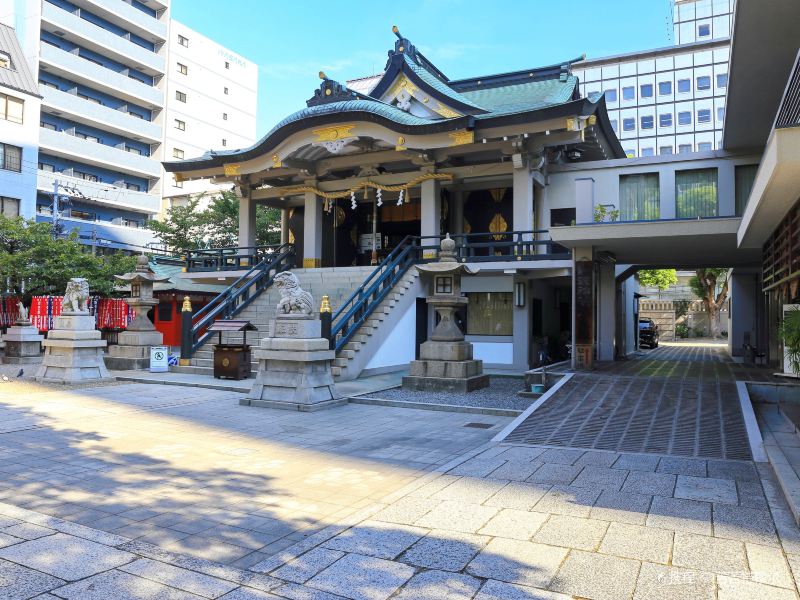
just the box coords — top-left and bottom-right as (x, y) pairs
(0, 143), (21, 172)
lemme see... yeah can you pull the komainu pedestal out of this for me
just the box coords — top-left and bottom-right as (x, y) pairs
(2, 317), (44, 365)
(36, 278), (112, 384)
(36, 314), (112, 384)
(242, 272), (343, 412)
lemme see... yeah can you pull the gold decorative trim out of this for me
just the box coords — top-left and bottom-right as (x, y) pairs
(173, 173), (185, 183)
(303, 258), (321, 268)
(435, 103), (461, 119)
(272, 153), (282, 168)
(312, 125), (355, 142)
(279, 172), (454, 200)
(223, 163), (241, 176)
(395, 136), (406, 151)
(448, 130), (474, 146)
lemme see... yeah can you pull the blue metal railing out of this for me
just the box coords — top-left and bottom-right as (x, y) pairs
(188, 243), (295, 353)
(330, 230), (566, 352)
(186, 243), (287, 272)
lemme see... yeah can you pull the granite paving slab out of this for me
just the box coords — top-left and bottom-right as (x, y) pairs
(0, 533), (135, 580)
(0, 558), (64, 600)
(392, 569), (482, 600)
(465, 538), (567, 588)
(51, 569), (202, 599)
(305, 553), (414, 600)
(399, 530), (488, 571)
(549, 550), (640, 600)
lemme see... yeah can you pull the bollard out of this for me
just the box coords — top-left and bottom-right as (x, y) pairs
(180, 295), (193, 366)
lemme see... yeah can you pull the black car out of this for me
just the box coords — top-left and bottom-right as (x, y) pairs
(639, 318), (659, 349)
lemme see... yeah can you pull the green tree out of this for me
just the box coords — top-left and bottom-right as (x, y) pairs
(147, 197), (208, 253)
(149, 192), (283, 253)
(689, 268), (729, 338)
(637, 269), (678, 290)
(0, 216), (136, 301)
(205, 190), (282, 247)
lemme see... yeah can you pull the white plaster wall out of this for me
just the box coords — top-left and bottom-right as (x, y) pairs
(472, 342), (514, 365)
(364, 299), (417, 371)
(0, 86), (39, 218)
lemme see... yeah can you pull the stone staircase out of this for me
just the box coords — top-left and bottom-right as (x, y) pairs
(172, 266), (376, 377)
(331, 269), (420, 381)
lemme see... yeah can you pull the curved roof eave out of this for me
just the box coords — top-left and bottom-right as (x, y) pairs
(163, 103), (475, 172)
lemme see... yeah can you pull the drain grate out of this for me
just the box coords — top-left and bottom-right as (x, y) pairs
(505, 374), (751, 460)
(464, 422), (495, 429)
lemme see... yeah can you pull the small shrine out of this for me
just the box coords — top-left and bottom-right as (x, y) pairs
(105, 255), (170, 370)
(403, 234), (489, 392)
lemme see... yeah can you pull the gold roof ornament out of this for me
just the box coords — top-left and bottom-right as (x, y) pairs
(181, 296), (192, 312)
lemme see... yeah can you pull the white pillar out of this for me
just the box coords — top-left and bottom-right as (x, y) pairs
(575, 178), (595, 224)
(238, 186), (256, 248)
(597, 262), (617, 361)
(420, 177), (441, 258)
(303, 191), (322, 268)
(513, 166), (534, 239)
(280, 208), (289, 245)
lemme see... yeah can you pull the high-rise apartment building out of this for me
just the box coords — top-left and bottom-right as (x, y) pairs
(4, 0), (169, 249)
(0, 23), (40, 220)
(0, 1), (258, 251)
(162, 20), (257, 212)
(571, 0), (733, 157)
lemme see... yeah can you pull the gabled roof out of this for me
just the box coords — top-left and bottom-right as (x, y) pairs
(0, 24), (39, 97)
(163, 28), (624, 171)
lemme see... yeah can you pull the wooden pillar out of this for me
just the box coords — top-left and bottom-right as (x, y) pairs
(280, 208), (289, 245)
(303, 190), (322, 268)
(238, 184), (256, 249)
(513, 165), (534, 240)
(420, 177), (441, 259)
(451, 187), (464, 236)
(572, 246), (594, 369)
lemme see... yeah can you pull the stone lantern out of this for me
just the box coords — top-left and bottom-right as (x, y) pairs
(402, 234), (489, 392)
(105, 255), (170, 370)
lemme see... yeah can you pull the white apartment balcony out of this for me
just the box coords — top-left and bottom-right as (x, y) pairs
(37, 169), (160, 214)
(41, 2), (164, 76)
(41, 86), (161, 144)
(40, 44), (163, 108)
(70, 0), (168, 43)
(39, 127), (161, 179)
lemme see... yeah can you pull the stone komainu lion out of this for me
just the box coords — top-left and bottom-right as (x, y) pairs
(274, 272), (314, 316)
(63, 277), (90, 313)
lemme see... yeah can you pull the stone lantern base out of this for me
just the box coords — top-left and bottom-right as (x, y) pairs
(402, 339), (489, 392)
(105, 330), (164, 370)
(2, 321), (44, 364)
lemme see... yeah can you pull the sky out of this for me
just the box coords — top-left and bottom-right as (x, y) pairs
(171, 0), (674, 134)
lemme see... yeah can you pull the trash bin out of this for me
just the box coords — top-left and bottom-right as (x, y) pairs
(208, 320), (257, 380)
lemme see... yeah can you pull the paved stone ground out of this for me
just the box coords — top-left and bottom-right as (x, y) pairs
(0, 442), (797, 599)
(503, 342), (774, 460)
(0, 381), (507, 568)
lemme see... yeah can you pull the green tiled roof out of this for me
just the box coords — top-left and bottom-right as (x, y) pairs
(462, 75), (578, 116)
(402, 54), (486, 111)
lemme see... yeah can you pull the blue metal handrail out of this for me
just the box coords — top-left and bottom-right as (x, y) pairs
(330, 229), (566, 352)
(189, 243), (295, 353)
(186, 243), (286, 272)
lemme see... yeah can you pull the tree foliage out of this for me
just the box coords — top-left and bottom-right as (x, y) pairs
(148, 190), (282, 252)
(689, 268), (730, 338)
(0, 216), (137, 301)
(638, 269), (678, 290)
